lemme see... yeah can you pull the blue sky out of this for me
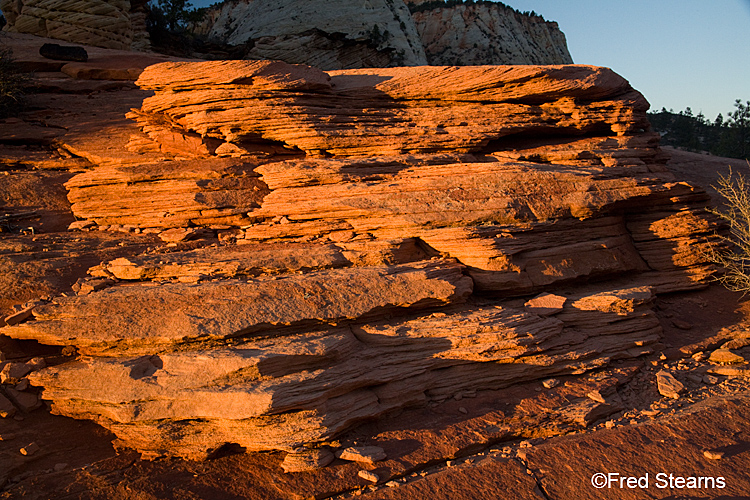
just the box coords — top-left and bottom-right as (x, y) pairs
(506, 0), (750, 120)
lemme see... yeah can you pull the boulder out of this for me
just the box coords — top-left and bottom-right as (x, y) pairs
(39, 43), (87, 62)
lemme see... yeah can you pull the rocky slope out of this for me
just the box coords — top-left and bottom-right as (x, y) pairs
(0, 55), (723, 461)
(409, 1), (573, 65)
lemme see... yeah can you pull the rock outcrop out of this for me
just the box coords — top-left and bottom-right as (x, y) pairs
(408, 1), (573, 66)
(193, 0), (571, 69)
(0, 60), (721, 459)
(0, 0), (150, 50)
(192, 0), (427, 70)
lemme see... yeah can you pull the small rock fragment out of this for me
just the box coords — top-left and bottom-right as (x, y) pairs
(1, 363), (31, 384)
(54, 463), (68, 472)
(20, 442), (40, 456)
(7, 390), (41, 412)
(542, 378), (560, 389)
(281, 448), (334, 473)
(68, 220), (96, 231)
(72, 278), (115, 296)
(671, 319), (693, 330)
(587, 390), (606, 403)
(337, 446), (387, 463)
(706, 365), (750, 377)
(3, 309), (34, 327)
(703, 374), (719, 385)
(692, 351), (707, 361)
(358, 470), (379, 483)
(159, 227), (198, 243)
(709, 349), (745, 365)
(524, 293), (566, 316)
(26, 357), (47, 371)
(703, 450), (724, 460)
(458, 406), (468, 414)
(39, 43), (88, 62)
(385, 481), (400, 488)
(656, 370), (684, 399)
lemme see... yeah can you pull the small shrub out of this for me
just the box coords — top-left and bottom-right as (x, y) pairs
(0, 46), (27, 119)
(708, 164), (750, 292)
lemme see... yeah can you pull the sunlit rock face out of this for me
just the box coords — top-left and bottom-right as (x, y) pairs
(2, 60), (720, 459)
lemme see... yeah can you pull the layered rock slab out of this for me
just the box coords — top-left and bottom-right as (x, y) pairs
(126, 61), (649, 158)
(2, 259), (472, 355)
(65, 158), (269, 228)
(28, 286), (658, 458)
(4, 60), (723, 461)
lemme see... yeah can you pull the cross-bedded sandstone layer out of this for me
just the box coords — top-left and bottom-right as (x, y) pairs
(0, 61), (721, 459)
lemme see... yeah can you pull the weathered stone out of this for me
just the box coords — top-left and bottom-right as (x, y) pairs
(586, 391), (606, 404)
(68, 220), (96, 231)
(19, 442), (40, 456)
(542, 379), (559, 389)
(707, 366), (750, 378)
(24, 285), (660, 457)
(656, 370), (684, 399)
(281, 448), (334, 473)
(709, 349), (745, 365)
(130, 63), (650, 158)
(703, 374), (719, 385)
(0, 393), (17, 418)
(158, 228), (198, 243)
(703, 450), (725, 460)
(557, 399), (619, 427)
(0, 362), (31, 384)
(4, 260), (473, 354)
(358, 470), (380, 483)
(672, 319), (693, 330)
(4, 308), (34, 326)
(65, 158), (270, 228)
(5, 388), (41, 412)
(39, 43), (87, 62)
(525, 294), (566, 317)
(336, 446), (387, 463)
(72, 278), (115, 296)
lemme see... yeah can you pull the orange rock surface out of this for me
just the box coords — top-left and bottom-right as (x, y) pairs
(0, 59), (722, 459)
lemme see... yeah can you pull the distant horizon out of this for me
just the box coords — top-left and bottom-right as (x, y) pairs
(182, 0), (749, 120)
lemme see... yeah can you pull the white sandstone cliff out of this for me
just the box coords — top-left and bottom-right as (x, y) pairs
(409, 1), (573, 65)
(193, 0), (427, 69)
